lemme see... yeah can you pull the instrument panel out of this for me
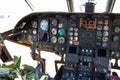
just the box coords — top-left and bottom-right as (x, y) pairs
(12, 12), (120, 54)
(39, 13), (118, 52)
(10, 12), (120, 80)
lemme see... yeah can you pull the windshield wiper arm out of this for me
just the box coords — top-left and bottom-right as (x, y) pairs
(25, 0), (36, 11)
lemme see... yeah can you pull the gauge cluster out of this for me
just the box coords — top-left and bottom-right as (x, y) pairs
(38, 18), (67, 43)
(37, 16), (67, 52)
(12, 13), (120, 53)
(37, 14), (111, 53)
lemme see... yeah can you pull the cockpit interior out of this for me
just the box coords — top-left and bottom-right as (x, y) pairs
(0, 0), (120, 80)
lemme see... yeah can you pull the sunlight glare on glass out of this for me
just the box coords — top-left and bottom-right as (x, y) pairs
(0, 0), (32, 33)
(29, 0), (68, 12)
(112, 0), (120, 13)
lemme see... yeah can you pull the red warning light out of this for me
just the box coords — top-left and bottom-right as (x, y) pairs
(82, 21), (87, 25)
(89, 21), (94, 25)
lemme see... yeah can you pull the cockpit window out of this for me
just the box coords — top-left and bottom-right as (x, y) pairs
(28, 0), (68, 12)
(0, 0), (32, 33)
(1, 0), (120, 33)
(112, 0), (120, 13)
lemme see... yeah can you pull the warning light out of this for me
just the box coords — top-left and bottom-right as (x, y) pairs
(80, 18), (96, 29)
(89, 21), (94, 25)
(82, 21), (87, 25)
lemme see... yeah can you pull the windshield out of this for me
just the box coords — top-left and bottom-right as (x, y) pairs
(0, 0), (31, 33)
(29, 0), (68, 12)
(1, 0), (120, 33)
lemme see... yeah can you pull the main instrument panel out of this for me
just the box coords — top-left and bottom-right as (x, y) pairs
(11, 12), (120, 80)
(13, 13), (120, 52)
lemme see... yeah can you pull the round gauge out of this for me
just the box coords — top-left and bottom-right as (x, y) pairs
(69, 36), (73, 40)
(97, 31), (102, 36)
(69, 27), (74, 31)
(74, 32), (78, 36)
(33, 29), (37, 35)
(102, 43), (108, 48)
(51, 36), (57, 43)
(69, 41), (73, 45)
(103, 25), (109, 30)
(74, 27), (78, 32)
(51, 19), (58, 26)
(97, 25), (102, 30)
(58, 37), (65, 44)
(40, 20), (49, 31)
(52, 28), (57, 35)
(102, 37), (108, 42)
(113, 35), (119, 41)
(69, 32), (73, 36)
(74, 37), (78, 41)
(114, 27), (120, 33)
(103, 31), (109, 36)
(58, 28), (65, 36)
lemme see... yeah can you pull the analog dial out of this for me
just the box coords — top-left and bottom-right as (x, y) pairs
(40, 20), (49, 31)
